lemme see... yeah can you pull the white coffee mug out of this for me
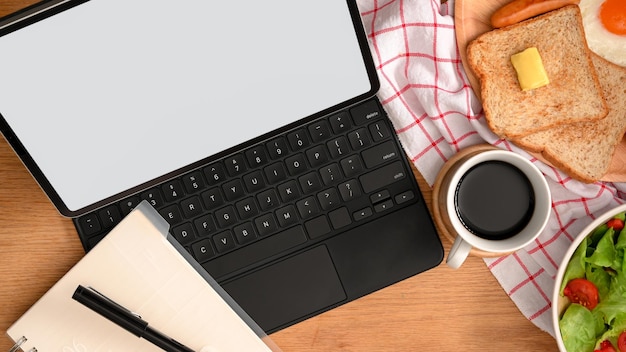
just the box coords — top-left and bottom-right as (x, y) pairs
(441, 149), (551, 269)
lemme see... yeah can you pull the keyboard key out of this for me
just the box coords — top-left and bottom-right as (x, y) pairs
(360, 161), (407, 193)
(317, 188), (341, 210)
(348, 128), (371, 150)
(369, 121), (391, 141)
(350, 99), (381, 125)
(266, 138), (288, 159)
(338, 180), (362, 202)
(370, 190), (391, 203)
(222, 179), (245, 201)
(340, 155), (363, 177)
(98, 205), (121, 229)
(180, 196), (203, 218)
(194, 214), (217, 237)
(255, 213), (278, 236)
(374, 200), (394, 213)
(245, 145), (268, 167)
(329, 207), (351, 229)
(162, 180), (185, 202)
(235, 197), (259, 219)
(204, 163), (226, 185)
(353, 207), (373, 221)
(192, 239), (215, 263)
(308, 120), (331, 142)
(320, 163), (342, 185)
(362, 140), (398, 168)
(264, 162), (287, 184)
(287, 129), (310, 151)
(120, 196), (141, 215)
(395, 190), (415, 204)
(171, 222), (196, 245)
(277, 180), (301, 203)
(233, 222), (257, 245)
(257, 189), (279, 211)
(182, 171), (206, 193)
(305, 215), (331, 239)
(296, 196), (320, 219)
(202, 225), (308, 279)
(285, 153), (307, 176)
(213, 231), (237, 253)
(299, 172), (322, 194)
(276, 205), (298, 227)
(78, 213), (101, 236)
(329, 112), (351, 134)
(225, 154), (247, 176)
(306, 145), (328, 167)
(201, 187), (224, 210)
(159, 204), (183, 225)
(243, 170), (265, 193)
(141, 188), (164, 208)
(327, 137), (350, 159)
(215, 206), (238, 228)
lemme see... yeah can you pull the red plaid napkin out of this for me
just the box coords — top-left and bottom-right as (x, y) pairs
(357, 0), (626, 336)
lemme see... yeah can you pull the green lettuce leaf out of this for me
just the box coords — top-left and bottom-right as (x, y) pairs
(561, 237), (589, 295)
(594, 312), (626, 350)
(586, 265), (612, 301)
(616, 227), (626, 250)
(560, 304), (598, 352)
(590, 224), (609, 248)
(586, 229), (617, 269)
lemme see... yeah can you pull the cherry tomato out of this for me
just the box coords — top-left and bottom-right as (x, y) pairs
(564, 278), (599, 310)
(595, 340), (617, 352)
(607, 218), (625, 231)
(618, 331), (626, 352)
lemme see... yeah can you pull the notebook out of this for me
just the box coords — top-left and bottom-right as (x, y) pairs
(7, 201), (281, 352)
(0, 0), (444, 333)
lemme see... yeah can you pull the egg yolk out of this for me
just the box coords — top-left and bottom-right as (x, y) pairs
(600, 0), (626, 35)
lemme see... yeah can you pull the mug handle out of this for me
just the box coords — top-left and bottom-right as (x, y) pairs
(446, 236), (473, 269)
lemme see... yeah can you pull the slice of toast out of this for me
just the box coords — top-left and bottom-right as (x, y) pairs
(513, 54), (626, 183)
(467, 5), (608, 139)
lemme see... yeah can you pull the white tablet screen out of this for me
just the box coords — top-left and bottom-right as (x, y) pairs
(0, 0), (374, 214)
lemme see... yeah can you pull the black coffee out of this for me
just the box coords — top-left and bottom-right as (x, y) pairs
(454, 160), (535, 240)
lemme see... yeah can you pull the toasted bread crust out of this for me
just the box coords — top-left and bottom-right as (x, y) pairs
(513, 54), (626, 183)
(467, 5), (608, 139)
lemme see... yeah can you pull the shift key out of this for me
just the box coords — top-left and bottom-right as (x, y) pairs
(360, 161), (407, 193)
(362, 141), (398, 168)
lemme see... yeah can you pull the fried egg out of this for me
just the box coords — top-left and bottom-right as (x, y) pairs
(579, 0), (626, 66)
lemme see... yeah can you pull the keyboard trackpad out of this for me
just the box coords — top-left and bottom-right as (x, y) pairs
(222, 245), (346, 333)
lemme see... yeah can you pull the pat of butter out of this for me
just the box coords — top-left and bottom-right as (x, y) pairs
(510, 47), (549, 91)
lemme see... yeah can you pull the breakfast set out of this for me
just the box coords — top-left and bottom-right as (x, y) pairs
(399, 0), (626, 350)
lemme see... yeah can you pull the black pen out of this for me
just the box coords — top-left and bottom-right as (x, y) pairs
(72, 285), (195, 352)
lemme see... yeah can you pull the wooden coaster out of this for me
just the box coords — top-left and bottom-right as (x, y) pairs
(432, 144), (512, 258)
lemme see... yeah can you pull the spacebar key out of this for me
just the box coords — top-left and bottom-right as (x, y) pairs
(202, 225), (308, 279)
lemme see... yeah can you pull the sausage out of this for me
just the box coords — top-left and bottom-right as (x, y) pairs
(490, 0), (580, 28)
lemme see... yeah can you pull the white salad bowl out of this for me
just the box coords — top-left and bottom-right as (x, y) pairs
(553, 203), (626, 352)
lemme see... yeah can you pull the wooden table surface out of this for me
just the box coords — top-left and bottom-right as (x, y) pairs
(0, 1), (558, 350)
